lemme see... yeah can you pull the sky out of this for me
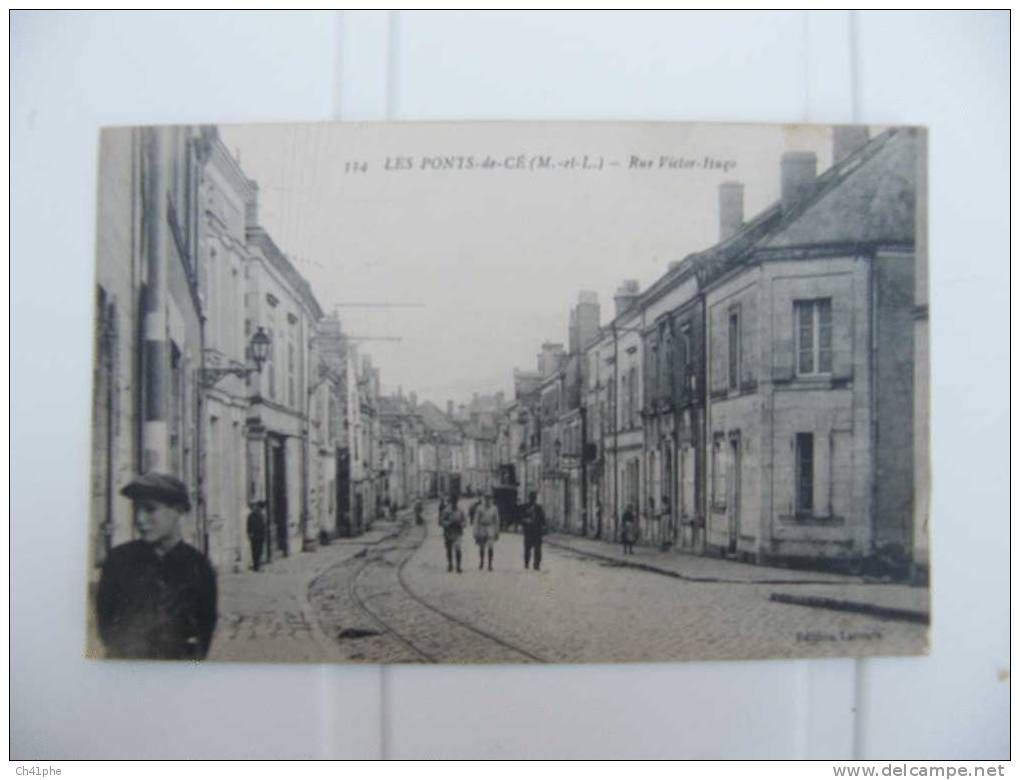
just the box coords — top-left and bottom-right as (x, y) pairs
(220, 121), (835, 407)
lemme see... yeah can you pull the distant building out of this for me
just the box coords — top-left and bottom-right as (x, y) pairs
(416, 400), (461, 499)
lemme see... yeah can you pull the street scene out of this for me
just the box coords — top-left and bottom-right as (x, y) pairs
(86, 121), (929, 664)
(210, 500), (926, 665)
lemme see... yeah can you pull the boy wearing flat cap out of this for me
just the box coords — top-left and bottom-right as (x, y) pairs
(96, 472), (217, 660)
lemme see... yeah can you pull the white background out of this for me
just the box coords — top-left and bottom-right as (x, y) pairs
(10, 10), (1010, 759)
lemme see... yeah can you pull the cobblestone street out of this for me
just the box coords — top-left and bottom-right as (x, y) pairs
(225, 501), (928, 665)
(208, 526), (398, 663)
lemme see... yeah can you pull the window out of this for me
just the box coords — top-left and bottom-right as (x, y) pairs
(795, 299), (833, 375)
(795, 433), (814, 516)
(628, 365), (639, 427)
(728, 308), (740, 390)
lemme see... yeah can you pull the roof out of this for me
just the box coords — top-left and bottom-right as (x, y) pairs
(378, 396), (409, 416)
(417, 401), (457, 434)
(761, 129), (918, 249)
(692, 128), (918, 286)
(247, 226), (324, 320)
(462, 420), (498, 441)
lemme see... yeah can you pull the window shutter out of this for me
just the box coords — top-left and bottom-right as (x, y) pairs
(741, 292), (758, 386)
(831, 293), (853, 380)
(772, 301), (795, 382)
(709, 305), (728, 394)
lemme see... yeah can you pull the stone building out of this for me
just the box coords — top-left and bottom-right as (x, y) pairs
(585, 280), (646, 542)
(89, 123), (397, 591)
(354, 354), (383, 524)
(311, 315), (351, 537)
(510, 368), (542, 504)
(459, 418), (497, 495)
(415, 400), (461, 499)
(306, 334), (344, 547)
(698, 127), (921, 569)
(243, 192), (324, 560)
(90, 125), (205, 572)
(195, 128), (257, 571)
(640, 259), (706, 553)
(494, 127), (921, 575)
(379, 391), (421, 510)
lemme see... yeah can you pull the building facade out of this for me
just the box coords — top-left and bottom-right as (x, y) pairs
(89, 125), (393, 598)
(243, 210), (324, 559)
(701, 128), (920, 568)
(513, 125), (924, 578)
(196, 128), (256, 571)
(90, 126), (205, 574)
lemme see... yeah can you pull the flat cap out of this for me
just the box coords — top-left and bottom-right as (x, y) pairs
(120, 472), (191, 511)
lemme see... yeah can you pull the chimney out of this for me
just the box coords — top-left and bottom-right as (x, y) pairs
(833, 125), (870, 164)
(539, 342), (566, 377)
(409, 391), (417, 409)
(613, 279), (640, 318)
(780, 151), (817, 212)
(573, 290), (601, 352)
(719, 181), (744, 240)
(447, 400), (454, 418)
(495, 391), (505, 411)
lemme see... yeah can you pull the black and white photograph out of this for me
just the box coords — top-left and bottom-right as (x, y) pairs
(86, 120), (930, 665)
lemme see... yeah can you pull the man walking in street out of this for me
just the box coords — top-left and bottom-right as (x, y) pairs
(521, 491), (547, 571)
(247, 500), (267, 571)
(474, 493), (500, 571)
(621, 504), (638, 555)
(440, 496), (466, 573)
(96, 472), (218, 660)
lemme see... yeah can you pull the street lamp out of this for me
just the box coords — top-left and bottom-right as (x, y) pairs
(199, 326), (272, 388)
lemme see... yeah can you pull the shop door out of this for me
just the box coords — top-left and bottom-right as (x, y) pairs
(266, 437), (288, 559)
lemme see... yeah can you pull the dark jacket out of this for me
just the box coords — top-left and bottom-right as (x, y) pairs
(96, 540), (217, 660)
(246, 509), (266, 540)
(522, 503), (547, 541)
(440, 508), (466, 541)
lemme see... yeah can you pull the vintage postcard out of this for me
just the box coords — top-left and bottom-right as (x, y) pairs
(86, 121), (929, 664)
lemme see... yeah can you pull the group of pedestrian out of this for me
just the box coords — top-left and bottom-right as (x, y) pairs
(437, 491), (547, 573)
(94, 470), (552, 662)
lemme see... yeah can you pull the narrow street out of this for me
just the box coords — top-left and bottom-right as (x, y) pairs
(237, 501), (930, 665)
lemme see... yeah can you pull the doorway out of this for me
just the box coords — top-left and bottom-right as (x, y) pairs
(337, 448), (351, 536)
(266, 436), (288, 560)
